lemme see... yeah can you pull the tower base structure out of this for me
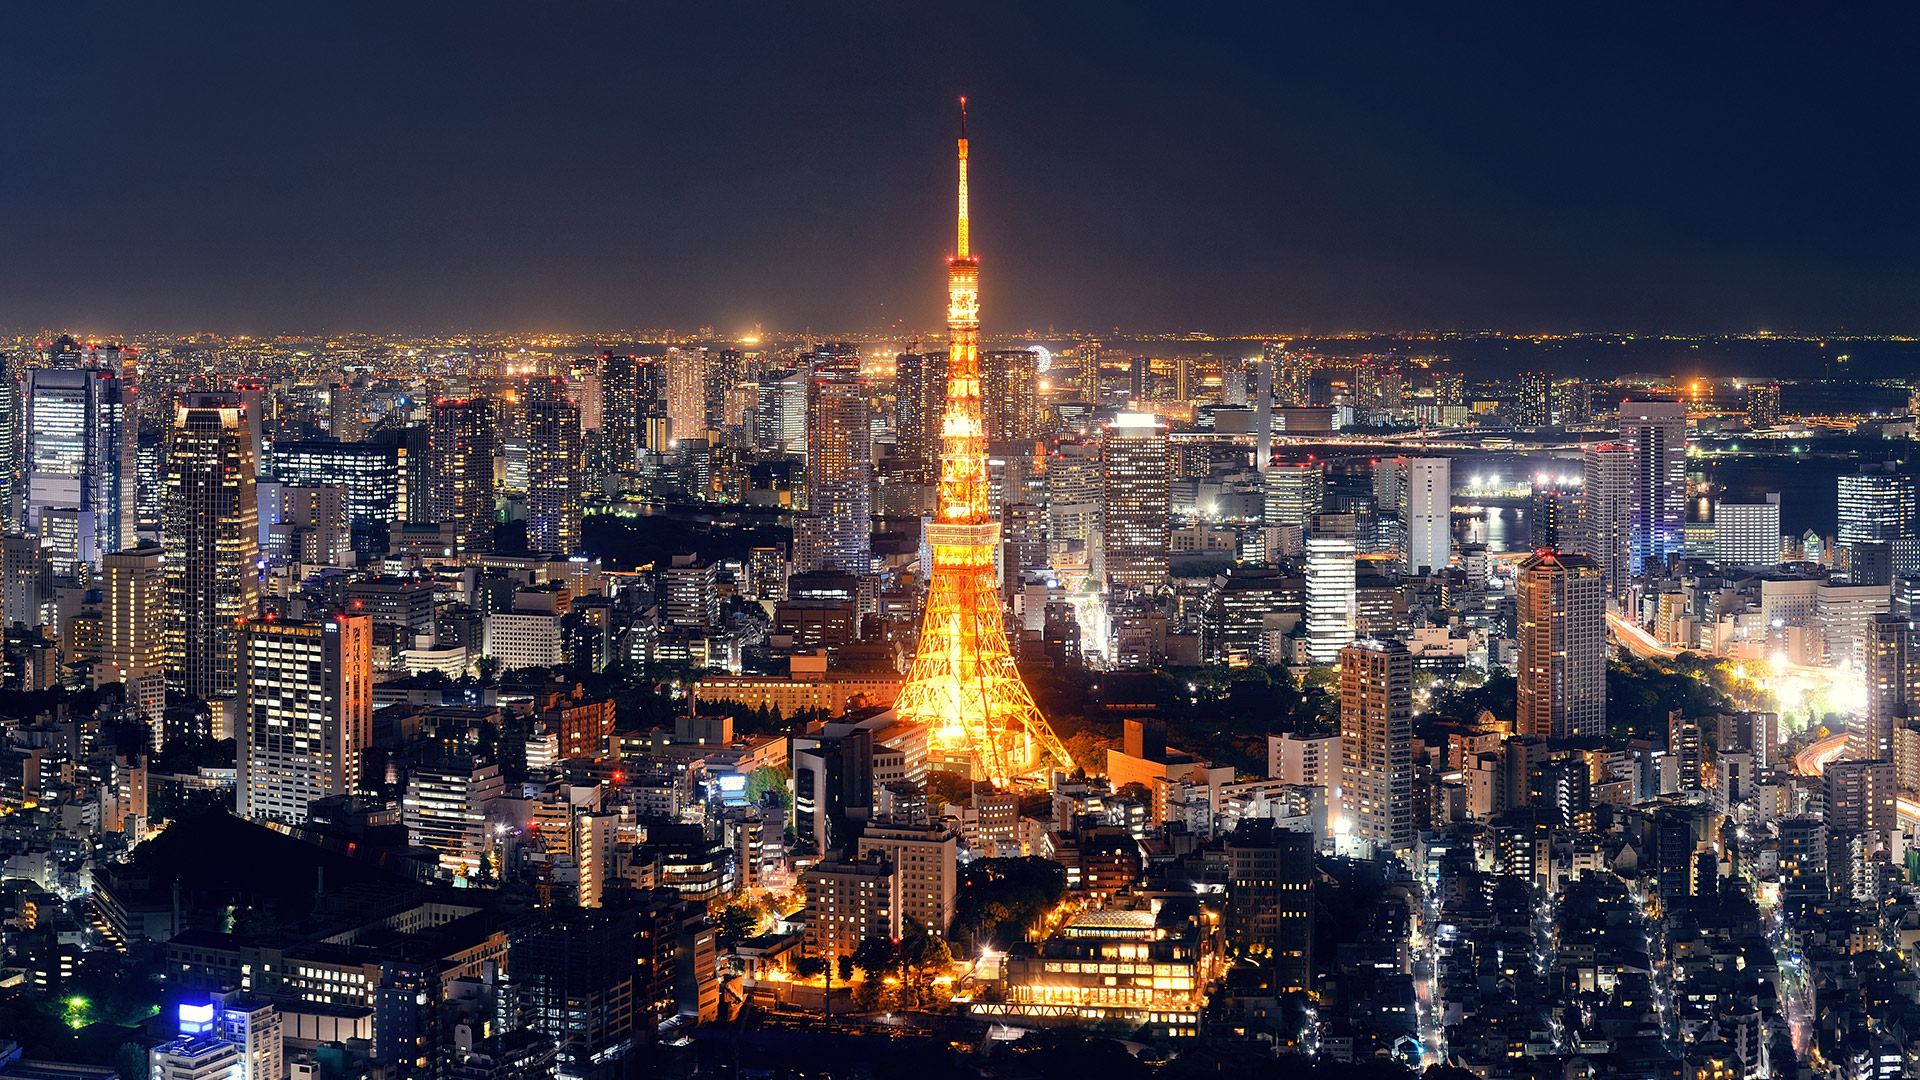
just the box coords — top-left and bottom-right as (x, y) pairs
(896, 522), (1070, 788)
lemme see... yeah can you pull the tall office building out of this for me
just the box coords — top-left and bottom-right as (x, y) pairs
(510, 906), (640, 1080)
(1224, 818), (1314, 994)
(1102, 413), (1170, 590)
(1620, 398), (1687, 576)
(1714, 493), (1781, 569)
(1746, 382), (1781, 429)
(1582, 442), (1634, 595)
(0, 354), (22, 531)
(405, 755), (505, 875)
(429, 399), (497, 555)
(327, 382), (366, 441)
(1398, 457), (1451, 575)
(102, 543), (167, 734)
(164, 394), (260, 702)
(1530, 478), (1575, 549)
(1838, 463), (1917, 579)
(523, 378), (582, 556)
(804, 374), (872, 573)
(1263, 462), (1325, 528)
(1338, 638), (1413, 852)
(755, 370), (809, 460)
(1516, 372), (1552, 427)
(236, 613), (372, 824)
(1305, 534), (1357, 664)
(663, 346), (707, 448)
(1515, 551), (1607, 740)
(271, 438), (410, 533)
(981, 349), (1040, 444)
(1, 532), (51, 630)
(23, 365), (136, 571)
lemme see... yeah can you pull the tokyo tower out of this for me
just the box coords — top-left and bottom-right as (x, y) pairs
(893, 99), (1071, 788)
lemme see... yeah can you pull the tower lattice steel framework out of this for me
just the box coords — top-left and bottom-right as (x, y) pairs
(894, 100), (1071, 788)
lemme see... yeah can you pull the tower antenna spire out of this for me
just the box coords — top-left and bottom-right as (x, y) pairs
(955, 96), (970, 260)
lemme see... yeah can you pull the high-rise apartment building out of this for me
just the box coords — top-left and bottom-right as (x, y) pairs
(327, 382), (365, 442)
(23, 365), (135, 572)
(804, 374), (872, 573)
(1515, 551), (1607, 740)
(895, 352), (947, 485)
(1582, 441), (1634, 595)
(600, 352), (655, 473)
(981, 349), (1040, 444)
(1746, 382), (1781, 429)
(1620, 398), (1687, 576)
(1516, 372), (1552, 427)
(855, 821), (958, 939)
(236, 613), (372, 824)
(1856, 613), (1919, 765)
(102, 543), (167, 733)
(523, 378), (582, 555)
(1304, 534), (1356, 664)
(165, 394), (260, 702)
(1398, 457), (1451, 575)
(429, 399), (496, 555)
(1101, 413), (1170, 590)
(0, 354), (23, 531)
(1338, 638), (1413, 852)
(664, 346), (708, 447)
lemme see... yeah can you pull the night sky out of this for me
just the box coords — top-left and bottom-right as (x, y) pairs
(5, 3), (1919, 336)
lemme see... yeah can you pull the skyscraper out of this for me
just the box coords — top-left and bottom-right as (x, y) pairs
(755, 370), (809, 460)
(1515, 551), (1607, 740)
(164, 394), (260, 702)
(1713, 493), (1781, 569)
(1102, 413), (1170, 591)
(326, 382), (365, 441)
(523, 377), (582, 556)
(237, 613), (372, 824)
(664, 346), (707, 447)
(1530, 477), (1575, 550)
(1516, 372), (1552, 427)
(1305, 533), (1357, 664)
(981, 348), (1040, 444)
(1746, 382), (1781, 429)
(0, 353), (23, 531)
(893, 101), (1070, 788)
(429, 399), (496, 555)
(1338, 638), (1413, 853)
(102, 544), (167, 736)
(1398, 457), (1451, 575)
(1620, 398), (1687, 576)
(1856, 612), (1919, 766)
(1582, 441), (1633, 595)
(895, 352), (947, 485)
(1263, 462), (1325, 528)
(23, 365), (135, 572)
(804, 373), (872, 573)
(1837, 463), (1917, 580)
(600, 352), (651, 474)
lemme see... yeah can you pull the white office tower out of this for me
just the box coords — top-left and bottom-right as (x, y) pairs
(1399, 457), (1451, 574)
(1713, 493), (1781, 570)
(1305, 534), (1357, 664)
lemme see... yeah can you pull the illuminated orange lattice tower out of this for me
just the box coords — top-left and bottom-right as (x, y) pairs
(894, 100), (1070, 788)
